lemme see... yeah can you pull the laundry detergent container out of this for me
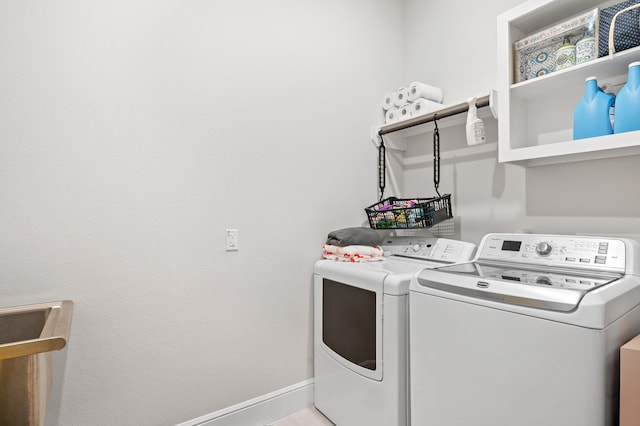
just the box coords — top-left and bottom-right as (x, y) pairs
(573, 76), (614, 139)
(615, 61), (640, 134)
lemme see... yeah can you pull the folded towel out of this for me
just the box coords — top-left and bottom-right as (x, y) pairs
(322, 244), (384, 262)
(326, 227), (384, 247)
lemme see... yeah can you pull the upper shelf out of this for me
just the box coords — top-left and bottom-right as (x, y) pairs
(379, 94), (492, 136)
(512, 45), (640, 101)
(508, 0), (603, 35)
(497, 0), (640, 167)
(375, 91), (497, 150)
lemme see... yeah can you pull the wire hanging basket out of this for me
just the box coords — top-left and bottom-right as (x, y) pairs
(365, 115), (453, 230)
(365, 195), (452, 229)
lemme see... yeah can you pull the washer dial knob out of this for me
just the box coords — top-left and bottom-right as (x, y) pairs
(412, 243), (422, 252)
(536, 242), (553, 256)
(536, 276), (553, 286)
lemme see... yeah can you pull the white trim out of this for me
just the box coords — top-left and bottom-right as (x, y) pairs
(175, 379), (315, 426)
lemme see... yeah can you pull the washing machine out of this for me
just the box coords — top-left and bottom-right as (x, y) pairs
(409, 233), (640, 426)
(313, 235), (475, 426)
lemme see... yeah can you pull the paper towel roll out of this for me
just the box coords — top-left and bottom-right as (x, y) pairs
(393, 87), (409, 107)
(412, 98), (443, 116)
(382, 92), (395, 111)
(399, 103), (412, 121)
(385, 107), (400, 124)
(407, 81), (443, 103)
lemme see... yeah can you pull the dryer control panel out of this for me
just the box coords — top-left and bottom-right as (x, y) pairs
(381, 236), (476, 264)
(477, 234), (627, 273)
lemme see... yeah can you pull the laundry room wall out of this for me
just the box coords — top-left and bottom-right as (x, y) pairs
(401, 0), (525, 245)
(0, 1), (404, 425)
(402, 0), (640, 245)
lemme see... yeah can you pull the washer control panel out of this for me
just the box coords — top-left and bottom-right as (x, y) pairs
(478, 234), (626, 272)
(381, 236), (475, 263)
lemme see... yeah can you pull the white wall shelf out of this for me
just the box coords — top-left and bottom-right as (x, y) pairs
(374, 92), (495, 151)
(500, 132), (640, 166)
(497, 0), (640, 167)
(372, 91), (497, 199)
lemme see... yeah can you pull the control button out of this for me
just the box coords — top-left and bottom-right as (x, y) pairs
(412, 244), (421, 252)
(595, 255), (606, 260)
(595, 259), (606, 264)
(598, 249), (608, 254)
(536, 242), (553, 256)
(599, 242), (609, 247)
(566, 278), (576, 283)
(565, 257), (576, 262)
(580, 258), (591, 263)
(580, 280), (591, 285)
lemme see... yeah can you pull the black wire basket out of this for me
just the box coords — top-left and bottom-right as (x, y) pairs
(365, 195), (452, 229)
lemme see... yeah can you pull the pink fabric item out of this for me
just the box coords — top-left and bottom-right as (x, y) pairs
(322, 244), (384, 262)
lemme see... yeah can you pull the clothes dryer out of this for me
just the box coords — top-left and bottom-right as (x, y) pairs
(314, 236), (475, 426)
(410, 233), (640, 426)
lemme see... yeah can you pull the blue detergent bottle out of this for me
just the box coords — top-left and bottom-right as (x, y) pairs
(614, 61), (640, 134)
(573, 76), (615, 140)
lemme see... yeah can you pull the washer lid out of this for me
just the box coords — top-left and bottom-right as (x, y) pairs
(415, 261), (622, 312)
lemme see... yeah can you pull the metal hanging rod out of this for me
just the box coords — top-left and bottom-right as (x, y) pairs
(378, 94), (491, 136)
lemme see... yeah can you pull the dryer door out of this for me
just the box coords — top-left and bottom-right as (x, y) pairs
(314, 270), (384, 381)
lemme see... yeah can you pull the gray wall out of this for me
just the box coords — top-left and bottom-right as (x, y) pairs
(4, 1), (638, 425)
(0, 1), (404, 425)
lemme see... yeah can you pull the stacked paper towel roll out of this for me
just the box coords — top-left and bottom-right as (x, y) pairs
(382, 81), (444, 124)
(407, 81), (443, 103)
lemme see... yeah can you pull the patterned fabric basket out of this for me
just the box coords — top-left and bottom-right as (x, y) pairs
(599, 0), (640, 57)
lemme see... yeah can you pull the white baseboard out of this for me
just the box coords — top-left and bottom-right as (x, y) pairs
(176, 379), (315, 426)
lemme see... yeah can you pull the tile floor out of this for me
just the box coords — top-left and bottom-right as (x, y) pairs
(268, 407), (334, 426)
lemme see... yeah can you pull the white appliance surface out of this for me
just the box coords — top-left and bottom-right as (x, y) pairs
(314, 236), (475, 426)
(409, 233), (640, 426)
